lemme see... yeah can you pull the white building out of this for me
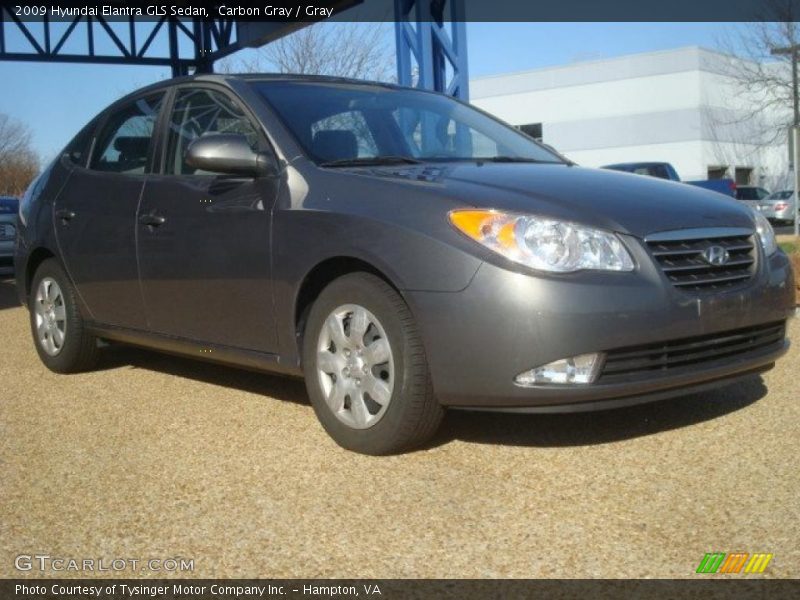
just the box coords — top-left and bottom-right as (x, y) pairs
(470, 46), (790, 191)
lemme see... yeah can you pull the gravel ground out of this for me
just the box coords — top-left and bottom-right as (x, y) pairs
(1, 276), (798, 579)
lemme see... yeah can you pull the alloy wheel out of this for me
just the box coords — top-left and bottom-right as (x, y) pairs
(316, 303), (395, 429)
(34, 277), (67, 356)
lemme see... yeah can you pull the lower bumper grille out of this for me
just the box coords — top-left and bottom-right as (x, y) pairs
(599, 321), (786, 383)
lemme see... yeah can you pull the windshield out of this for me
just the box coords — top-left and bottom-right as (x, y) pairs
(736, 188), (761, 200)
(252, 81), (564, 165)
(767, 191), (794, 200)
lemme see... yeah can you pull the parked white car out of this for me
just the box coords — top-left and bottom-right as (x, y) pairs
(759, 191), (797, 225)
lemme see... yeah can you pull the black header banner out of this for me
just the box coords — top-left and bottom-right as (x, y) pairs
(0, 0), (797, 22)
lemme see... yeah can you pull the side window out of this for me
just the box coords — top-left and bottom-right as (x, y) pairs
(310, 111), (378, 161)
(634, 165), (670, 180)
(63, 119), (99, 168)
(89, 93), (164, 174)
(165, 88), (261, 175)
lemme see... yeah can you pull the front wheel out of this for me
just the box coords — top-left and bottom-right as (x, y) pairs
(302, 272), (443, 455)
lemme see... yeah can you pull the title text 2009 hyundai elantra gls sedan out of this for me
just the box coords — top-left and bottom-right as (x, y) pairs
(15, 75), (794, 454)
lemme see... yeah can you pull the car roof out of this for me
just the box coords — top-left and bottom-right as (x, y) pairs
(232, 73), (404, 87)
(119, 72), (405, 98)
(100, 72), (415, 118)
(603, 162), (669, 168)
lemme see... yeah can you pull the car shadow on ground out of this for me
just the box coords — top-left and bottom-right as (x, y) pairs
(99, 343), (768, 448)
(0, 277), (21, 311)
(1, 271), (776, 448)
(431, 376), (767, 448)
(99, 345), (310, 406)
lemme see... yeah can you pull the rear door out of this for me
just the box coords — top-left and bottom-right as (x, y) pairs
(54, 92), (165, 328)
(136, 85), (279, 352)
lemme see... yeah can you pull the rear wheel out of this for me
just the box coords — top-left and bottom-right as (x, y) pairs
(29, 259), (99, 373)
(302, 272), (443, 455)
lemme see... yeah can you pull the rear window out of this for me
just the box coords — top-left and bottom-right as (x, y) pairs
(632, 165), (670, 179)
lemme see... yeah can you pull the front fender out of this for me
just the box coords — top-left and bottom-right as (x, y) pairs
(271, 208), (483, 368)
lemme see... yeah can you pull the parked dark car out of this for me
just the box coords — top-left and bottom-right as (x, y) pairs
(0, 195), (19, 275)
(735, 186), (771, 212)
(15, 75), (795, 454)
(735, 186), (770, 201)
(602, 161), (737, 197)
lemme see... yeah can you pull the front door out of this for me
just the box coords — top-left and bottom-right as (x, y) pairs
(54, 92), (165, 329)
(137, 86), (279, 353)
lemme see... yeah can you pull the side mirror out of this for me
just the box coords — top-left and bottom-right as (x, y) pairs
(185, 134), (277, 177)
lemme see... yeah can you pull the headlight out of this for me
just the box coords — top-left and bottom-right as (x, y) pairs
(449, 210), (634, 273)
(752, 209), (777, 256)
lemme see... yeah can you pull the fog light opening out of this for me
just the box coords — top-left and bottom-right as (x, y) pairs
(515, 353), (603, 386)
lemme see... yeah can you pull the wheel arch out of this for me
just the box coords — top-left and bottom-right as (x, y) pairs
(23, 247), (58, 300)
(294, 255), (403, 343)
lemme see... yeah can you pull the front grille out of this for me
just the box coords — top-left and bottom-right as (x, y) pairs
(599, 321), (785, 384)
(0, 223), (15, 241)
(646, 231), (756, 291)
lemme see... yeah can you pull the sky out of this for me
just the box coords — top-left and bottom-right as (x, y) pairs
(0, 21), (746, 161)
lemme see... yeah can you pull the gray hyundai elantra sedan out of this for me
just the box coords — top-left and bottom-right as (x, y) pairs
(15, 74), (794, 454)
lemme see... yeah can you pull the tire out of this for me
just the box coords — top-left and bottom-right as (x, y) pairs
(302, 272), (443, 455)
(29, 258), (99, 373)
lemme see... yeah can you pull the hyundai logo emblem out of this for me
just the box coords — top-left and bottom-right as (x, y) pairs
(702, 245), (730, 266)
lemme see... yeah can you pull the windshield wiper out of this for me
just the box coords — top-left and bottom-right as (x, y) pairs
(319, 156), (423, 167)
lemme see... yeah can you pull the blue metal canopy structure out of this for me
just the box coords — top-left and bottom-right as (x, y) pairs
(0, 1), (468, 98)
(394, 0), (468, 99)
(0, 13), (239, 75)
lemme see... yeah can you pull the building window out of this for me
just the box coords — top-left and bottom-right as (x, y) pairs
(734, 167), (753, 186)
(519, 123), (543, 142)
(707, 166), (730, 180)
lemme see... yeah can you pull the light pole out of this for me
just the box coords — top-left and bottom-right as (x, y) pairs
(771, 44), (800, 238)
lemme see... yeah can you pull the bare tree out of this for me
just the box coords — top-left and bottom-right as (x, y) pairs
(0, 114), (38, 197)
(220, 22), (394, 81)
(715, 1), (800, 147)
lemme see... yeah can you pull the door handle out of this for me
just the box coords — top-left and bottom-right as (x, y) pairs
(55, 209), (75, 223)
(139, 213), (166, 227)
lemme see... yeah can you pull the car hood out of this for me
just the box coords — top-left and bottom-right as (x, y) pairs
(343, 163), (756, 238)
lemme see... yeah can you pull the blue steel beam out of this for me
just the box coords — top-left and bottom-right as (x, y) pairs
(0, 9), (243, 76)
(394, 0), (469, 100)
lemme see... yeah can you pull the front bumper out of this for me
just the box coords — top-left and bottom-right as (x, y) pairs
(0, 240), (14, 275)
(406, 242), (795, 410)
